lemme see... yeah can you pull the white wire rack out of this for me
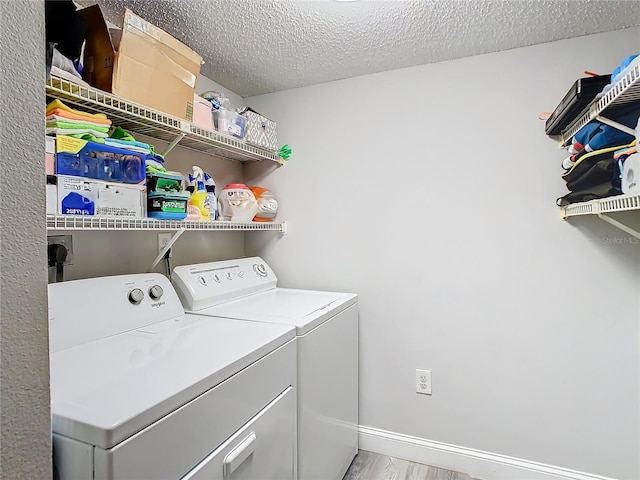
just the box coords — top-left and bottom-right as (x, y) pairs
(561, 194), (640, 239)
(560, 63), (640, 145)
(47, 214), (287, 233)
(46, 76), (281, 163)
(562, 194), (640, 218)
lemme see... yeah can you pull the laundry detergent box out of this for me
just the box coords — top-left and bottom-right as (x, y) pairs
(56, 135), (145, 184)
(58, 175), (146, 217)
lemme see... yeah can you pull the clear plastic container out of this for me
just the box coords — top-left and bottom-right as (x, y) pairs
(213, 108), (247, 140)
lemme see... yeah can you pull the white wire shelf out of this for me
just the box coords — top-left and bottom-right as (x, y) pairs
(560, 63), (640, 145)
(561, 194), (640, 218)
(47, 214), (287, 233)
(46, 76), (281, 164)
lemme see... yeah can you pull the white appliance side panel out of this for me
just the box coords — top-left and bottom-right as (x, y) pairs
(93, 340), (296, 480)
(298, 303), (359, 480)
(183, 387), (296, 480)
(53, 433), (94, 480)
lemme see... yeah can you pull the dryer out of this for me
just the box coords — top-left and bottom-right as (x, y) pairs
(48, 273), (297, 480)
(172, 257), (359, 480)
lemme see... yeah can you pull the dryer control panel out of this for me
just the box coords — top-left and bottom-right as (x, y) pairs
(48, 273), (184, 353)
(172, 257), (278, 311)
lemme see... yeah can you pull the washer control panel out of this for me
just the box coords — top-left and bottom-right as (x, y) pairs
(172, 257), (277, 311)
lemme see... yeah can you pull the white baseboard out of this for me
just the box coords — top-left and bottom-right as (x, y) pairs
(358, 426), (616, 480)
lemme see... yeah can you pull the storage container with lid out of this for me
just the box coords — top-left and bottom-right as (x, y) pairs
(217, 184), (259, 222)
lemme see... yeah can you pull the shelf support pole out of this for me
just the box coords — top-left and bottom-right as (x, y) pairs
(161, 133), (186, 157)
(597, 213), (640, 240)
(594, 115), (636, 136)
(148, 228), (186, 272)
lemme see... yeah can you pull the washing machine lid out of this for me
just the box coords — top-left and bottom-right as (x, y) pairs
(191, 288), (358, 335)
(50, 314), (294, 450)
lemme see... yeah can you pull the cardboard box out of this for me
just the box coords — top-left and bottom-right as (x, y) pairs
(58, 175), (146, 217)
(79, 6), (202, 121)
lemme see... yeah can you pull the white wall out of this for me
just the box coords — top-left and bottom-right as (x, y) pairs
(244, 28), (640, 479)
(0, 1), (51, 478)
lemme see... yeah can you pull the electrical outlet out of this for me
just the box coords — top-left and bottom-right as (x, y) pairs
(415, 369), (432, 395)
(47, 235), (73, 266)
(158, 233), (173, 257)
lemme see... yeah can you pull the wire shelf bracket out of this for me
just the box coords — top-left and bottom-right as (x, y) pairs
(148, 228), (186, 272)
(560, 63), (640, 145)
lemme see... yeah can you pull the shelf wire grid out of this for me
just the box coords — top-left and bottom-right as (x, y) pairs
(561, 63), (640, 144)
(562, 194), (640, 218)
(47, 214), (286, 233)
(46, 76), (280, 163)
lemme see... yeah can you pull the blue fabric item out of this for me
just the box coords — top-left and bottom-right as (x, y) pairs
(573, 103), (639, 152)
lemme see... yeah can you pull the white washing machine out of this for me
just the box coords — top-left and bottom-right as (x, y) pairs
(172, 257), (359, 480)
(48, 273), (297, 480)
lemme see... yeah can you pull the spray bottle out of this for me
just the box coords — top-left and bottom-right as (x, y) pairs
(204, 172), (218, 220)
(189, 166), (210, 221)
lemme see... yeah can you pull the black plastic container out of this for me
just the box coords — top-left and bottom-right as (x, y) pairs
(545, 75), (611, 136)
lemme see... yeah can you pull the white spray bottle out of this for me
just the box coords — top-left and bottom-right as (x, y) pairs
(204, 172), (218, 220)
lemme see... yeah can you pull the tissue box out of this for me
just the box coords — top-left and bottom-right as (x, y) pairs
(242, 108), (277, 151)
(58, 175), (146, 217)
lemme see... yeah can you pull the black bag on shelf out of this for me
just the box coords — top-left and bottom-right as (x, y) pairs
(45, 0), (85, 76)
(556, 142), (632, 206)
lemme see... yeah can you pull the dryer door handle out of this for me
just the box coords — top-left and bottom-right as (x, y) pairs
(223, 432), (257, 477)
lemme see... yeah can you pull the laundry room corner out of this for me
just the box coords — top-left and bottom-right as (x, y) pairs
(244, 27), (640, 480)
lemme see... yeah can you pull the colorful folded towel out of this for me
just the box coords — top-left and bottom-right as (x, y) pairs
(46, 99), (110, 122)
(104, 138), (150, 154)
(46, 127), (109, 138)
(46, 113), (111, 128)
(46, 120), (110, 133)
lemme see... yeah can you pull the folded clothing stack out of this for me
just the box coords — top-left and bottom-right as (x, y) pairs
(46, 99), (112, 138)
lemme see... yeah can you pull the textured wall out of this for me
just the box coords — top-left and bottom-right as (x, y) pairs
(0, 1), (51, 478)
(244, 28), (640, 479)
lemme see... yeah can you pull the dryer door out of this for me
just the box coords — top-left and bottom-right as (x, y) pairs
(182, 386), (295, 480)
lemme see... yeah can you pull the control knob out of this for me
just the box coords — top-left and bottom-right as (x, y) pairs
(253, 263), (268, 277)
(149, 285), (164, 300)
(128, 288), (144, 305)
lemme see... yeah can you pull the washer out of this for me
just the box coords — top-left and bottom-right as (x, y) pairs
(172, 257), (359, 480)
(48, 273), (296, 480)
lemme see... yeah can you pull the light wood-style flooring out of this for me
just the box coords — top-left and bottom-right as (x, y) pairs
(343, 450), (478, 480)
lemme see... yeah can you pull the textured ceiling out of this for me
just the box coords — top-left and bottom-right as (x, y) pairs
(76, 0), (640, 97)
